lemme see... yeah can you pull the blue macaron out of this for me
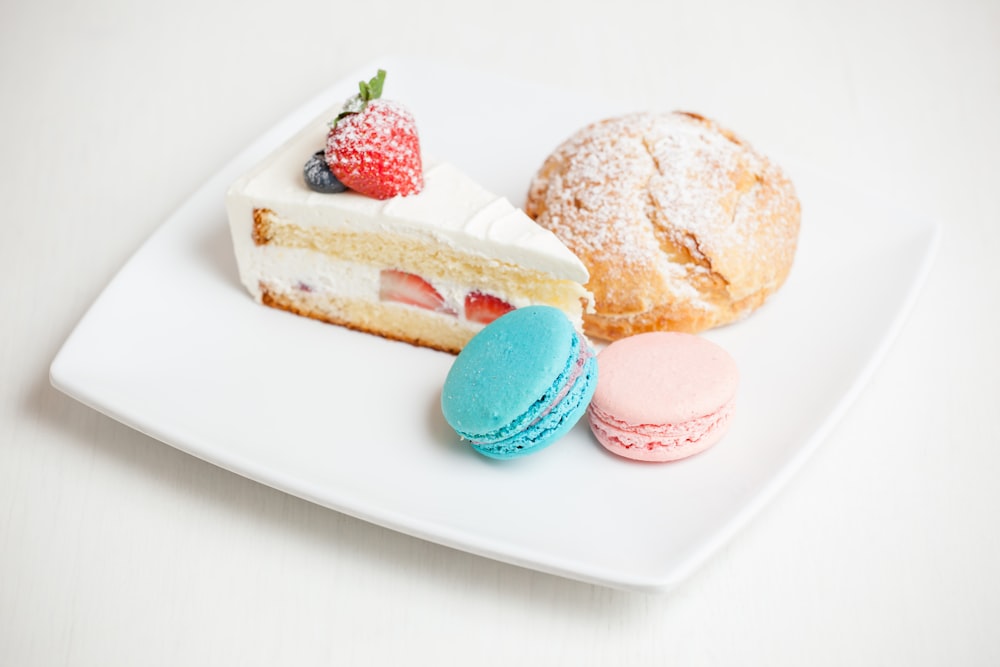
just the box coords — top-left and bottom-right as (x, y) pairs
(441, 306), (598, 459)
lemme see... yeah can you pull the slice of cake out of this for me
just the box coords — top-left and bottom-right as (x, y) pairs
(225, 70), (590, 354)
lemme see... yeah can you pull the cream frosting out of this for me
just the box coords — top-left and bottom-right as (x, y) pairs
(226, 107), (589, 302)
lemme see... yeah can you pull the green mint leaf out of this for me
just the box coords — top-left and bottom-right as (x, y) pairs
(330, 69), (387, 128)
(367, 69), (386, 100)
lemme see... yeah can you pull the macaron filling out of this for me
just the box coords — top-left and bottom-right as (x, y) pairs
(524, 342), (592, 431)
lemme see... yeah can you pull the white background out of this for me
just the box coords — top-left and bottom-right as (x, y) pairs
(2, 0), (998, 664)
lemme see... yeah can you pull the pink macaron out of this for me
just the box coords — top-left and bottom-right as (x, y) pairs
(588, 332), (739, 462)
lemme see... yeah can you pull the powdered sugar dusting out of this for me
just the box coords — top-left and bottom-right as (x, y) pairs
(526, 111), (801, 335)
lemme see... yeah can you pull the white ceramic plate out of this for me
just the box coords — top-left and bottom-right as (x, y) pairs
(50, 57), (939, 592)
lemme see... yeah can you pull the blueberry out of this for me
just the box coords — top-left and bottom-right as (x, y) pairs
(303, 150), (346, 193)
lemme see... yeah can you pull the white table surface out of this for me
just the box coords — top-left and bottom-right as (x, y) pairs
(3, 0), (998, 664)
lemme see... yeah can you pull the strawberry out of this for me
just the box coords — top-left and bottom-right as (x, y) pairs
(379, 270), (455, 315)
(464, 291), (515, 324)
(325, 69), (423, 200)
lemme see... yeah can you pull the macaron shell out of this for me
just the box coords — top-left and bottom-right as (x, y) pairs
(589, 332), (738, 462)
(441, 306), (597, 459)
(442, 307), (575, 439)
(592, 332), (738, 425)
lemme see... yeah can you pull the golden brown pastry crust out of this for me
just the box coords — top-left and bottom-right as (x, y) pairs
(525, 111), (801, 339)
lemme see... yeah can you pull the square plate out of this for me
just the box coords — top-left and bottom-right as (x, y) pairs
(50, 57), (939, 592)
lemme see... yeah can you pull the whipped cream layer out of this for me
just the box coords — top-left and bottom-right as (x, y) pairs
(226, 108), (589, 301)
(249, 246), (542, 323)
